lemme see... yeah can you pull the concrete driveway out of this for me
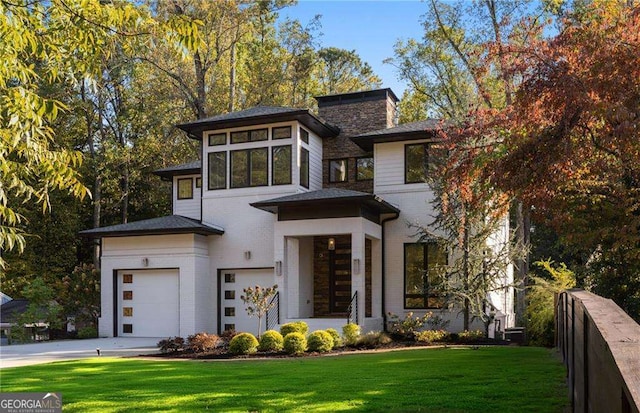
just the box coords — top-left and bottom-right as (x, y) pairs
(0, 337), (160, 368)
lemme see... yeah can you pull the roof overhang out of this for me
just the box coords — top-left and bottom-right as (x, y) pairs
(351, 130), (439, 151)
(177, 110), (339, 140)
(79, 215), (224, 239)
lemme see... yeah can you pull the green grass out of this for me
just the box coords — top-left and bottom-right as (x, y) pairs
(0, 347), (568, 412)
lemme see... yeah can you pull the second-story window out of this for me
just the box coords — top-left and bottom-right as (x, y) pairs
(208, 152), (226, 190)
(208, 132), (226, 146)
(329, 159), (348, 183)
(231, 128), (268, 144)
(405, 143), (429, 184)
(356, 157), (374, 181)
(300, 148), (309, 188)
(273, 126), (291, 140)
(299, 127), (309, 144)
(177, 178), (193, 199)
(272, 145), (292, 185)
(231, 148), (268, 188)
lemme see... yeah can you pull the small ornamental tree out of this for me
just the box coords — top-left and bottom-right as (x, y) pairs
(240, 284), (278, 337)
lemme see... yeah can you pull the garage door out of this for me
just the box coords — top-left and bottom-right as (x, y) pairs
(220, 269), (275, 335)
(118, 269), (179, 337)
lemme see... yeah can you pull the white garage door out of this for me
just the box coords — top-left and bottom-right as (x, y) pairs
(118, 269), (179, 337)
(220, 269), (275, 335)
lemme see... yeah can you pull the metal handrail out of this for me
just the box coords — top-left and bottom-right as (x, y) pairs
(265, 292), (280, 331)
(347, 291), (358, 325)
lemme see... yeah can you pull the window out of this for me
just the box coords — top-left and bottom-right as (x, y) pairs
(208, 152), (226, 190)
(123, 307), (133, 317)
(208, 132), (226, 146)
(329, 159), (348, 183)
(299, 127), (309, 144)
(225, 307), (235, 317)
(177, 178), (193, 199)
(404, 242), (447, 309)
(405, 143), (429, 183)
(224, 273), (235, 283)
(224, 324), (235, 332)
(273, 126), (291, 140)
(300, 148), (309, 188)
(123, 324), (133, 333)
(123, 291), (133, 300)
(231, 148), (268, 188)
(225, 290), (235, 300)
(272, 145), (292, 185)
(195, 177), (202, 188)
(356, 157), (374, 181)
(230, 128), (268, 144)
(123, 274), (133, 283)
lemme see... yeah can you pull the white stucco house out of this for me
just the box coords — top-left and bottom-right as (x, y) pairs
(81, 88), (514, 338)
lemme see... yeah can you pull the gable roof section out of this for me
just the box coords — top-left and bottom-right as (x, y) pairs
(351, 119), (442, 151)
(154, 160), (201, 180)
(177, 106), (340, 139)
(79, 215), (224, 238)
(250, 188), (400, 215)
(0, 299), (28, 324)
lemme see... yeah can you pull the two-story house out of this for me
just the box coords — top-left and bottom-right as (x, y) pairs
(81, 88), (515, 338)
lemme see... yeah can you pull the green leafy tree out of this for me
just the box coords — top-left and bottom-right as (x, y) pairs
(14, 278), (63, 342)
(240, 284), (278, 337)
(58, 263), (101, 329)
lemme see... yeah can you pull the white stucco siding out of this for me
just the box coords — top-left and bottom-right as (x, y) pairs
(99, 234), (213, 338)
(173, 174), (202, 220)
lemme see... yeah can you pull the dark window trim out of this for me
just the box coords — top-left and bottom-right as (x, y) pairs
(404, 143), (429, 184)
(329, 158), (349, 183)
(230, 128), (269, 144)
(230, 147), (269, 188)
(272, 145), (292, 186)
(177, 177), (194, 199)
(299, 127), (309, 144)
(300, 147), (309, 189)
(403, 242), (445, 310)
(356, 156), (374, 182)
(208, 132), (226, 146)
(272, 125), (292, 140)
(208, 151), (227, 190)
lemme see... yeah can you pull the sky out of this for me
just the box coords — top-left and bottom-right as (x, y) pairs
(279, 1), (428, 96)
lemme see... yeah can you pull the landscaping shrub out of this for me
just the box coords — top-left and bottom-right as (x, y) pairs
(258, 330), (284, 352)
(157, 336), (185, 353)
(307, 330), (334, 352)
(229, 332), (258, 355)
(356, 331), (392, 348)
(283, 332), (307, 355)
(415, 329), (450, 344)
(77, 326), (97, 339)
(325, 328), (342, 347)
(387, 312), (432, 339)
(280, 321), (308, 337)
(342, 323), (361, 346)
(426, 314), (450, 330)
(458, 330), (485, 342)
(187, 332), (219, 353)
(219, 329), (237, 347)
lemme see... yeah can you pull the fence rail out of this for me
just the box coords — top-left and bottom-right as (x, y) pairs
(265, 292), (280, 332)
(347, 291), (358, 325)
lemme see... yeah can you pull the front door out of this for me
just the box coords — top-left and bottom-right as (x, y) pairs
(329, 237), (352, 314)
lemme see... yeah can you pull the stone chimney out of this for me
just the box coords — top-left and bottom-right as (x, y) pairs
(315, 88), (399, 193)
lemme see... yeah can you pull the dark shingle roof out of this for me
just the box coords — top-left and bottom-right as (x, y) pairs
(154, 160), (201, 180)
(0, 299), (28, 323)
(250, 188), (399, 215)
(79, 215), (224, 238)
(176, 106), (339, 139)
(351, 119), (443, 151)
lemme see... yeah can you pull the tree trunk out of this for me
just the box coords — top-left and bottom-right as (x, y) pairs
(515, 201), (530, 326)
(92, 175), (102, 266)
(463, 220), (470, 331)
(194, 51), (207, 119)
(229, 41), (236, 112)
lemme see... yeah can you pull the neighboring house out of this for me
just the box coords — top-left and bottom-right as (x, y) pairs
(81, 88), (514, 338)
(0, 292), (12, 305)
(0, 299), (50, 344)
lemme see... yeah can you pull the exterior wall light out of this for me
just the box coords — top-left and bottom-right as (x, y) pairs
(353, 258), (360, 275)
(142, 257), (149, 267)
(275, 260), (282, 276)
(244, 251), (251, 260)
(328, 238), (336, 251)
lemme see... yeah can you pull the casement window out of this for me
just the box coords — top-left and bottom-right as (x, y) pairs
(299, 127), (309, 144)
(231, 148), (268, 188)
(300, 148), (309, 188)
(208, 132), (226, 146)
(405, 143), (429, 184)
(177, 178), (193, 199)
(356, 157), (374, 181)
(195, 177), (202, 188)
(272, 145), (292, 185)
(329, 159), (348, 183)
(230, 128), (268, 144)
(273, 126), (291, 140)
(404, 242), (447, 309)
(208, 152), (227, 190)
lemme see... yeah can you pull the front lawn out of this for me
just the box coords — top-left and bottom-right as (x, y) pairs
(0, 346), (568, 412)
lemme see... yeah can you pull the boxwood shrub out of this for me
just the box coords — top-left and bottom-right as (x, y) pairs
(229, 332), (258, 355)
(280, 321), (309, 337)
(325, 328), (342, 347)
(258, 330), (284, 352)
(307, 330), (334, 352)
(342, 323), (361, 346)
(283, 332), (307, 355)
